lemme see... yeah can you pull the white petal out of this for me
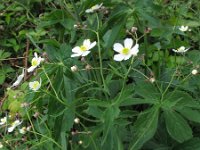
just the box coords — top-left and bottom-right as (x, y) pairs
(185, 48), (190, 52)
(85, 9), (93, 13)
(172, 49), (178, 52)
(72, 46), (81, 53)
(130, 44), (139, 56)
(34, 52), (38, 58)
(71, 53), (81, 57)
(89, 41), (96, 49)
(124, 38), (133, 49)
(8, 126), (15, 132)
(34, 85), (41, 91)
(29, 82), (34, 89)
(39, 57), (45, 62)
(124, 54), (132, 60)
(82, 51), (91, 56)
(113, 43), (123, 52)
(83, 39), (91, 48)
(27, 66), (37, 72)
(114, 54), (125, 61)
(12, 69), (25, 87)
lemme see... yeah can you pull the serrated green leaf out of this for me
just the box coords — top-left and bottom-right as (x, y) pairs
(164, 110), (193, 143)
(177, 108), (200, 123)
(129, 106), (159, 150)
(174, 138), (200, 150)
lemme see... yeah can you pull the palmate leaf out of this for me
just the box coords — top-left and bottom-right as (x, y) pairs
(164, 110), (193, 143)
(129, 106), (159, 150)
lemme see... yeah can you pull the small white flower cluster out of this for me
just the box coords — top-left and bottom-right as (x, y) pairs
(179, 26), (191, 32)
(29, 79), (42, 91)
(172, 46), (189, 53)
(171, 25), (191, 54)
(19, 126), (31, 134)
(85, 3), (103, 13)
(71, 38), (139, 62)
(11, 52), (44, 91)
(0, 116), (31, 134)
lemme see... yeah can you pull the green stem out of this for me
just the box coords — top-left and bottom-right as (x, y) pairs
(114, 56), (135, 105)
(70, 0), (82, 23)
(96, 32), (106, 90)
(25, 108), (38, 140)
(95, 13), (108, 95)
(42, 67), (66, 106)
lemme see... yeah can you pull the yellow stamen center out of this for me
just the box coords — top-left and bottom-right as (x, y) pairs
(178, 47), (184, 51)
(32, 82), (40, 89)
(80, 45), (87, 51)
(32, 59), (39, 66)
(122, 48), (130, 55)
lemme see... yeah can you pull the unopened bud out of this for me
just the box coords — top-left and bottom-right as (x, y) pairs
(74, 118), (80, 124)
(131, 27), (138, 33)
(74, 24), (78, 28)
(85, 64), (92, 70)
(145, 27), (152, 33)
(21, 102), (29, 108)
(78, 140), (83, 145)
(33, 112), (40, 118)
(71, 131), (77, 135)
(149, 77), (155, 83)
(192, 69), (198, 75)
(81, 57), (86, 62)
(71, 65), (78, 72)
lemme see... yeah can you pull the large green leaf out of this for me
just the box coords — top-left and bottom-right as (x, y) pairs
(135, 81), (160, 100)
(174, 138), (200, 150)
(101, 106), (120, 146)
(177, 108), (200, 123)
(164, 110), (193, 143)
(129, 106), (159, 150)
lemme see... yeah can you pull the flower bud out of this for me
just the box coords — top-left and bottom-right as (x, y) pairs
(71, 65), (78, 72)
(145, 27), (152, 33)
(78, 140), (83, 145)
(192, 69), (198, 75)
(149, 77), (155, 83)
(131, 27), (138, 33)
(85, 64), (92, 70)
(74, 118), (80, 124)
(33, 112), (40, 118)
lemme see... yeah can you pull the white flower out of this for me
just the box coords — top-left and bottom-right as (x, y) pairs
(172, 46), (189, 53)
(11, 69), (25, 87)
(85, 3), (103, 13)
(192, 69), (198, 75)
(19, 127), (27, 134)
(113, 38), (139, 61)
(8, 120), (22, 133)
(71, 65), (78, 72)
(71, 39), (96, 57)
(0, 117), (7, 125)
(0, 142), (3, 148)
(27, 52), (44, 72)
(29, 79), (41, 91)
(179, 26), (189, 32)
